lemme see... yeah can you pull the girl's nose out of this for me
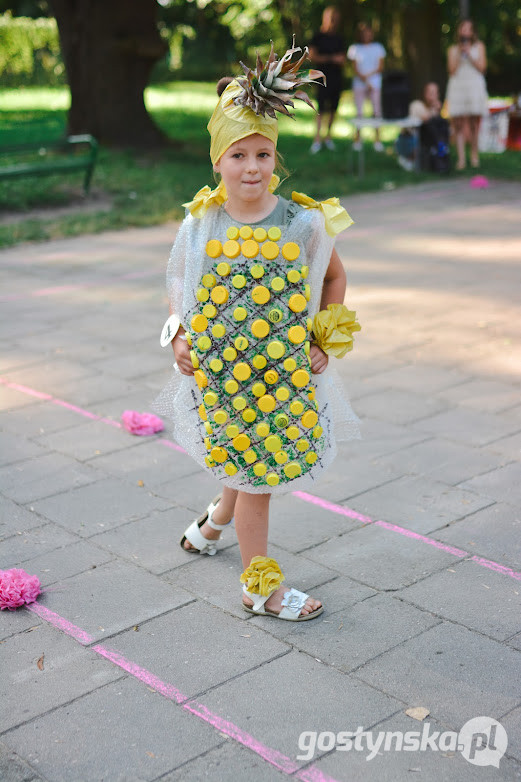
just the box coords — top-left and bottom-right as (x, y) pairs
(245, 156), (259, 172)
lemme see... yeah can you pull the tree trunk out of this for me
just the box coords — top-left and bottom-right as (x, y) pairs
(401, 0), (445, 102)
(50, 0), (168, 147)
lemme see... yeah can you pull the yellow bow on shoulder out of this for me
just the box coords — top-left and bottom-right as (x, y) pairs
(184, 174), (281, 219)
(183, 181), (227, 218)
(291, 191), (354, 237)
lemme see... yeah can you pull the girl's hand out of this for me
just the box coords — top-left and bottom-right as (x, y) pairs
(172, 334), (195, 375)
(310, 343), (329, 374)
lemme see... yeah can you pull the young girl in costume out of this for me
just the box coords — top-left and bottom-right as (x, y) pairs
(156, 41), (360, 621)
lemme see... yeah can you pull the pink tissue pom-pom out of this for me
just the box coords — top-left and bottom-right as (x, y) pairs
(470, 175), (489, 189)
(121, 410), (164, 436)
(0, 568), (41, 610)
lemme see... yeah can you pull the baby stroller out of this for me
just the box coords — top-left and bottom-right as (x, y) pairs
(419, 116), (451, 173)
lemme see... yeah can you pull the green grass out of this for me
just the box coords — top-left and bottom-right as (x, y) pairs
(0, 83), (520, 248)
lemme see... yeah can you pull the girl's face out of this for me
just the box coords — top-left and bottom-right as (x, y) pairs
(214, 134), (276, 205)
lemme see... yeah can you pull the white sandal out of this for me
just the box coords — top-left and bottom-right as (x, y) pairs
(242, 584), (323, 622)
(180, 493), (233, 556)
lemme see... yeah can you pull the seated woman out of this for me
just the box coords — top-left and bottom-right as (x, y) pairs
(396, 82), (450, 172)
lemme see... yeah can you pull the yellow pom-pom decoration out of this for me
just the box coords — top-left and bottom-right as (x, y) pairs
(312, 303), (361, 358)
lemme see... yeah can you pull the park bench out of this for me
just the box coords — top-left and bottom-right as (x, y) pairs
(0, 134), (98, 194)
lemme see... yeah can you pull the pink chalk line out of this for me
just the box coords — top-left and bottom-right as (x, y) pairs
(26, 603), (336, 781)
(3, 376), (521, 585)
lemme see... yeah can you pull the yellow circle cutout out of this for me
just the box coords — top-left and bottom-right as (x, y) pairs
(239, 225), (253, 239)
(224, 379), (239, 395)
(275, 386), (290, 401)
(242, 239), (259, 258)
(197, 336), (211, 351)
(283, 357), (297, 372)
(284, 462), (302, 479)
(226, 226), (239, 240)
(271, 276), (285, 292)
(290, 399), (305, 415)
(274, 450), (288, 464)
(206, 240), (222, 258)
(243, 448), (257, 464)
(223, 346), (237, 362)
(292, 369), (310, 388)
(202, 304), (217, 319)
(202, 274), (216, 288)
(194, 370), (208, 389)
(258, 395), (276, 413)
(251, 319), (270, 339)
(233, 307), (247, 321)
(250, 264), (265, 279)
(264, 435), (282, 452)
(253, 227), (267, 241)
(211, 285), (229, 305)
(282, 242), (300, 261)
(288, 294), (307, 313)
(253, 462), (267, 476)
(267, 226), (281, 240)
(232, 274), (247, 289)
(301, 410), (319, 429)
(233, 362), (252, 382)
(210, 447), (228, 463)
(232, 396), (247, 411)
(222, 240), (241, 259)
(213, 410), (228, 425)
(261, 241), (279, 260)
(264, 369), (278, 385)
(216, 262), (231, 277)
(224, 462), (238, 476)
(286, 425), (300, 439)
(226, 424), (240, 438)
(233, 433), (250, 451)
(252, 286), (271, 305)
(196, 287), (210, 302)
(242, 408), (257, 423)
(253, 354), (267, 370)
(296, 439), (310, 452)
(191, 314), (208, 333)
(288, 325), (306, 344)
(211, 323), (226, 338)
(266, 473), (280, 486)
(256, 422), (270, 437)
(252, 382), (266, 398)
(235, 335), (249, 351)
(266, 340), (285, 360)
(287, 269), (301, 284)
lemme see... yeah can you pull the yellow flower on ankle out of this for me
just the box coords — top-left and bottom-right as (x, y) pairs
(240, 556), (285, 596)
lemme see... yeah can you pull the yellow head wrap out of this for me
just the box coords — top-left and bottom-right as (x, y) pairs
(208, 81), (279, 165)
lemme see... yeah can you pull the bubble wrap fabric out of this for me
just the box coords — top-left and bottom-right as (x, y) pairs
(154, 200), (360, 494)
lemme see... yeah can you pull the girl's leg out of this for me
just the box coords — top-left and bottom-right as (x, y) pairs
(353, 86), (365, 143)
(183, 485), (237, 551)
(370, 86), (383, 145)
(469, 115), (481, 166)
(452, 116), (466, 169)
(235, 490), (321, 616)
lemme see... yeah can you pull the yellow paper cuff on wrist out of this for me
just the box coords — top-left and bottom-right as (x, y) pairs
(312, 303), (361, 358)
(240, 556), (285, 596)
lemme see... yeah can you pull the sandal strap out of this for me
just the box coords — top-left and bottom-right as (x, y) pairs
(206, 498), (234, 531)
(183, 520), (217, 555)
(280, 587), (309, 619)
(242, 585), (270, 614)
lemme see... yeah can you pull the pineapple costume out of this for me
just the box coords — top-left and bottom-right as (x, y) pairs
(155, 42), (360, 494)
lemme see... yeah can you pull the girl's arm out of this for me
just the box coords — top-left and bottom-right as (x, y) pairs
(169, 307), (195, 376)
(470, 41), (487, 73)
(311, 248), (347, 374)
(447, 45), (460, 76)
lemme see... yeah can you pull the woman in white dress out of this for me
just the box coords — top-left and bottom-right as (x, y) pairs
(347, 22), (386, 151)
(446, 19), (488, 170)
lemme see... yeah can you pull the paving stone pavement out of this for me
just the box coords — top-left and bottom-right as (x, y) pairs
(1, 177), (521, 782)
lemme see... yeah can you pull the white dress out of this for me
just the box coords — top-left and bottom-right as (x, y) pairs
(154, 196), (360, 495)
(447, 44), (488, 117)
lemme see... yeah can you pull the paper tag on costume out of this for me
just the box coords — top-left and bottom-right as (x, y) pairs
(160, 314), (180, 347)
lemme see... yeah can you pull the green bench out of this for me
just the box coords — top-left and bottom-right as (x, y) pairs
(0, 134), (98, 194)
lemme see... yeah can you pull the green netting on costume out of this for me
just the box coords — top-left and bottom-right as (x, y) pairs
(154, 198), (360, 495)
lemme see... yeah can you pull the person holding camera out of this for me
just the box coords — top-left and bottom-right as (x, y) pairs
(446, 19), (488, 170)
